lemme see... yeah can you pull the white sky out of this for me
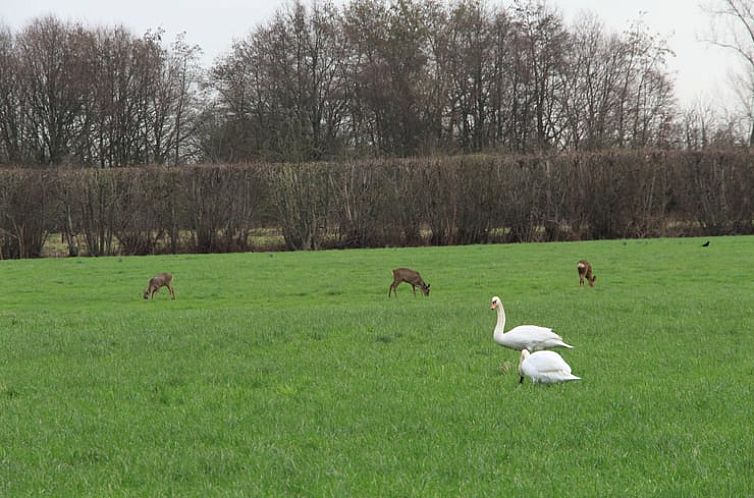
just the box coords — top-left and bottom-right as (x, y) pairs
(0, 0), (742, 109)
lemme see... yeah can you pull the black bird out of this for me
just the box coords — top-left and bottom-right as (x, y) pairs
(702, 240), (710, 247)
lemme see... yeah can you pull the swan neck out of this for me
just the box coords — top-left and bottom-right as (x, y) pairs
(494, 304), (506, 338)
(518, 349), (528, 375)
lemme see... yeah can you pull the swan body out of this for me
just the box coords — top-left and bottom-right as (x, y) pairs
(519, 349), (581, 384)
(490, 296), (573, 351)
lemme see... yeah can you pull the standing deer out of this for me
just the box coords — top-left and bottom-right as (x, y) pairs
(577, 260), (596, 287)
(144, 272), (175, 300)
(388, 268), (430, 297)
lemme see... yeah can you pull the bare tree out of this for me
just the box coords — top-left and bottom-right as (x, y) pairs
(14, 17), (93, 165)
(208, 1), (346, 162)
(0, 24), (23, 164)
(560, 14), (623, 150)
(509, 0), (569, 152)
(445, 0), (498, 151)
(703, 0), (754, 145)
(681, 99), (718, 149)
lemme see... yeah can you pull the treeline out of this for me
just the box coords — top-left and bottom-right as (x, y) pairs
(1, 151), (752, 258)
(0, 18), (200, 167)
(0, 0), (747, 168)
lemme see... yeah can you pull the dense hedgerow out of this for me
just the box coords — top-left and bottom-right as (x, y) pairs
(0, 150), (752, 258)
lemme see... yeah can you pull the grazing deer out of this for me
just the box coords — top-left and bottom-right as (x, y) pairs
(577, 260), (596, 287)
(388, 268), (430, 297)
(144, 272), (175, 300)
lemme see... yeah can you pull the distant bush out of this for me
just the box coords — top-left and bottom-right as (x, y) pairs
(1, 150), (752, 259)
(0, 169), (59, 259)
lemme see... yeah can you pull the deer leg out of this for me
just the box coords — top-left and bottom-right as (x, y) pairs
(168, 284), (176, 299)
(388, 282), (396, 297)
(411, 284), (417, 297)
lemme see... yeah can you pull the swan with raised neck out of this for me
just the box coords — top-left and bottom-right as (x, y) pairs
(490, 296), (573, 351)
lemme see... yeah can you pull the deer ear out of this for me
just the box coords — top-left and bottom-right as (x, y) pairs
(427, 283), (431, 288)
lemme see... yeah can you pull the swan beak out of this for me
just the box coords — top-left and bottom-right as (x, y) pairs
(490, 303), (496, 310)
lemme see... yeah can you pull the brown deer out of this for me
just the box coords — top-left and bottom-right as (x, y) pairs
(144, 272), (175, 300)
(577, 260), (596, 287)
(388, 268), (430, 297)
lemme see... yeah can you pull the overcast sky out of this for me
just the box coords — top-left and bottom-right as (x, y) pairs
(0, 0), (741, 109)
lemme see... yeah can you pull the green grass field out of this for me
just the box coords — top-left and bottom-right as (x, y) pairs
(2, 237), (754, 497)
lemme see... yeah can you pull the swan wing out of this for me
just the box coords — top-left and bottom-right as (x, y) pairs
(512, 325), (562, 339)
(502, 326), (573, 350)
(526, 350), (571, 371)
(495, 327), (548, 350)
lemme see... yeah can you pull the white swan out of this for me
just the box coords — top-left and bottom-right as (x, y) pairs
(490, 296), (573, 351)
(518, 349), (581, 384)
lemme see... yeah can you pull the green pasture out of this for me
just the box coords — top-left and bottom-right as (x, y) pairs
(1, 237), (753, 497)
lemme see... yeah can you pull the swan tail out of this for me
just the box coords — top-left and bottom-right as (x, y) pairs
(541, 339), (573, 349)
(549, 330), (573, 349)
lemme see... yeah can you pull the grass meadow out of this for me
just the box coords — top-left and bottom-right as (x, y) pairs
(2, 236), (754, 497)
